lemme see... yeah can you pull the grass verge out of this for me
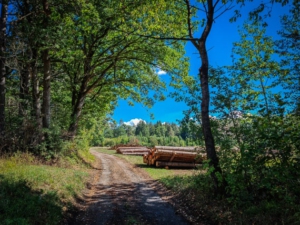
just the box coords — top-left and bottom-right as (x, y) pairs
(0, 152), (92, 225)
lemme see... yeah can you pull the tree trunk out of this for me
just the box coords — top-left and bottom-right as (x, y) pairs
(68, 94), (86, 137)
(0, 1), (7, 135)
(68, 58), (93, 137)
(42, 49), (51, 129)
(30, 49), (42, 130)
(41, 0), (51, 129)
(19, 1), (31, 118)
(198, 44), (223, 192)
(19, 64), (30, 117)
(187, 0), (224, 194)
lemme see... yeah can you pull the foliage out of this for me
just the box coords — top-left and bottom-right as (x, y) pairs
(275, 1), (300, 115)
(211, 17), (300, 223)
(1, 0), (188, 156)
(100, 120), (198, 147)
(173, 3), (300, 223)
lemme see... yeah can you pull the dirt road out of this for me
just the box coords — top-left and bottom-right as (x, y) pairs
(71, 149), (190, 225)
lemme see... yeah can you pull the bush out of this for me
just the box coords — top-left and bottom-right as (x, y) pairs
(104, 139), (115, 147)
(218, 114), (300, 223)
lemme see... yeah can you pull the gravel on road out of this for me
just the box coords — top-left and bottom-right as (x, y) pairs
(71, 149), (190, 225)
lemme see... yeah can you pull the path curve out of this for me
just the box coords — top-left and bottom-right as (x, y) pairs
(72, 149), (190, 225)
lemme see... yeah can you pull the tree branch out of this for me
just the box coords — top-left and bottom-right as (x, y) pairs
(185, 0), (199, 48)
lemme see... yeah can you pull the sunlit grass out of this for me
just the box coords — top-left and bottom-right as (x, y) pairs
(0, 152), (90, 225)
(0, 161), (88, 200)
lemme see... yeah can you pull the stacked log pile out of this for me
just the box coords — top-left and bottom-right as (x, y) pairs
(143, 146), (207, 168)
(116, 147), (150, 156)
(109, 144), (141, 150)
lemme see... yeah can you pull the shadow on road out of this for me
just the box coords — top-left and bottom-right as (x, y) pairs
(71, 180), (190, 225)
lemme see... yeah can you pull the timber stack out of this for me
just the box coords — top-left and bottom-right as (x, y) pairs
(143, 146), (206, 168)
(116, 146), (150, 156)
(109, 144), (141, 150)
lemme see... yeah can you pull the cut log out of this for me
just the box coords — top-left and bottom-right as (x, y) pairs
(151, 157), (156, 165)
(117, 150), (149, 153)
(121, 152), (147, 156)
(110, 144), (142, 150)
(143, 155), (148, 164)
(143, 146), (207, 168)
(117, 151), (150, 155)
(155, 161), (201, 168)
(154, 151), (202, 163)
(169, 152), (176, 162)
(116, 146), (149, 154)
(117, 147), (148, 150)
(117, 149), (149, 152)
(155, 146), (204, 152)
(155, 150), (197, 156)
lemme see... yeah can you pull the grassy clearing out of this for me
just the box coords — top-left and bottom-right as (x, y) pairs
(0, 152), (91, 225)
(93, 147), (195, 179)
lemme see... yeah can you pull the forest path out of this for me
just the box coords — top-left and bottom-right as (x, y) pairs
(71, 149), (190, 225)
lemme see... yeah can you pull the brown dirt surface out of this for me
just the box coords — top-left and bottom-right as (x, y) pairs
(69, 149), (191, 225)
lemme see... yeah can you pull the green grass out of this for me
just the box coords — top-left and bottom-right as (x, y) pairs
(0, 153), (90, 225)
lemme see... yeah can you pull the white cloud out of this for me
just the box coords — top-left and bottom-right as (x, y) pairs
(124, 118), (146, 126)
(156, 69), (167, 75)
(209, 115), (217, 120)
(229, 111), (243, 118)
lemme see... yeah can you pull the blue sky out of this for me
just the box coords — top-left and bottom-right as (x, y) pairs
(113, 2), (291, 125)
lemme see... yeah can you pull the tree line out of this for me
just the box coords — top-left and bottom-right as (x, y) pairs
(99, 120), (200, 147)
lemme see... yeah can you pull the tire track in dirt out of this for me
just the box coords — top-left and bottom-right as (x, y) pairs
(71, 150), (190, 225)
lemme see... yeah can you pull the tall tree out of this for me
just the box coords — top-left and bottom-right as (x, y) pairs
(11, 0), (71, 130)
(0, 0), (8, 135)
(41, 0), (51, 129)
(12, 0), (44, 131)
(231, 21), (282, 118)
(184, 0), (227, 192)
(177, 0), (290, 193)
(55, 0), (187, 136)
